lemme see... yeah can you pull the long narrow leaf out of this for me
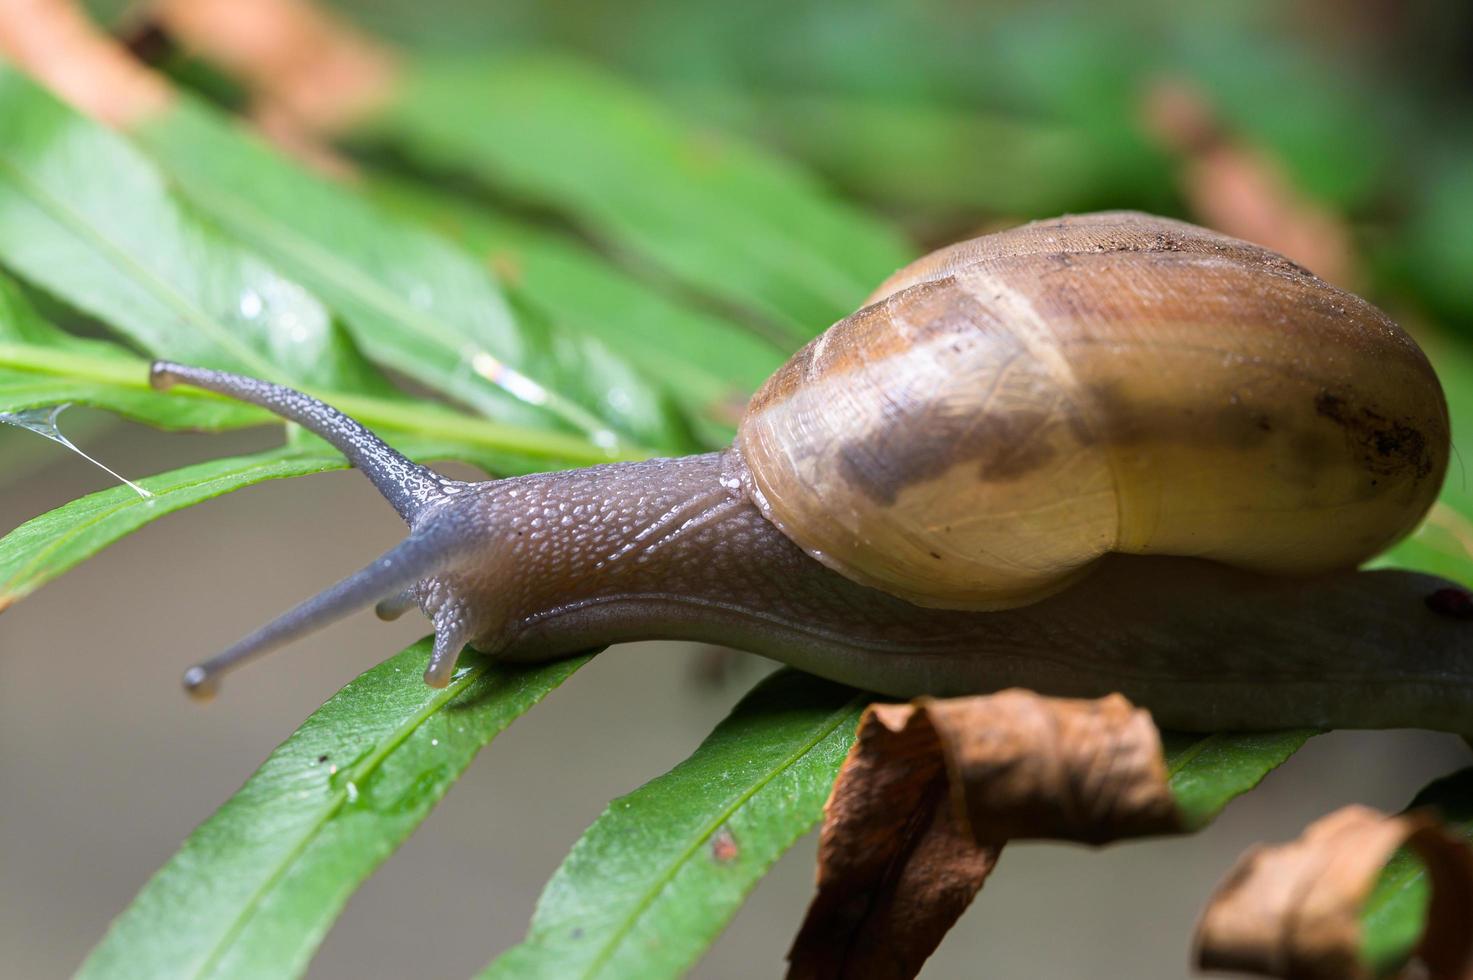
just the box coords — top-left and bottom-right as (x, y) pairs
(368, 176), (785, 443)
(78, 641), (593, 980)
(133, 99), (682, 450)
(485, 683), (1310, 980)
(0, 340), (626, 466)
(0, 69), (384, 394)
(0, 272), (262, 430)
(683, 89), (1108, 218)
(373, 54), (913, 346)
(482, 670), (865, 980)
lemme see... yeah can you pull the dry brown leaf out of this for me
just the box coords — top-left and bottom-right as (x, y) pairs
(786, 690), (1184, 980)
(1196, 805), (1473, 980)
(0, 0), (358, 176)
(0, 0), (171, 126)
(150, 0), (397, 134)
(1141, 76), (1359, 288)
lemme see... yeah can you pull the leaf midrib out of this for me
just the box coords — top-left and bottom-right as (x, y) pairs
(575, 694), (864, 980)
(192, 661), (489, 979)
(1165, 733), (1226, 780)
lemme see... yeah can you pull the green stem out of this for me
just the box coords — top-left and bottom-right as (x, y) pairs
(0, 343), (646, 465)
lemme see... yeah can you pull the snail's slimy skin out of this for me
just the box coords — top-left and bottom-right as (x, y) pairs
(148, 212), (1466, 733)
(420, 450), (1473, 734)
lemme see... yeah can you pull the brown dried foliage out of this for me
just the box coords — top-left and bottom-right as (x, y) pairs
(1197, 805), (1473, 980)
(790, 691), (1473, 980)
(786, 691), (1182, 980)
(0, 0), (171, 126)
(151, 0), (396, 134)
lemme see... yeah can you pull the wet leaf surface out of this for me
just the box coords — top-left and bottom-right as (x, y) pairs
(77, 641), (592, 980)
(482, 670), (865, 980)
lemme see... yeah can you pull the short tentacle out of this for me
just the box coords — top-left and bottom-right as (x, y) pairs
(375, 588), (418, 622)
(180, 529), (466, 700)
(425, 605), (474, 688)
(150, 361), (450, 523)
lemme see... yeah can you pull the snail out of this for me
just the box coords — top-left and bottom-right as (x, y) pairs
(151, 211), (1473, 734)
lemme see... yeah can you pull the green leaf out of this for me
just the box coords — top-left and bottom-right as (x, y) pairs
(0, 446), (341, 610)
(372, 54), (914, 346)
(1398, 146), (1473, 329)
(682, 90), (1110, 219)
(1360, 766), (1473, 977)
(0, 68), (383, 394)
(133, 98), (683, 451)
(368, 175), (785, 444)
(482, 670), (865, 980)
(0, 335), (627, 458)
(1160, 729), (1318, 830)
(0, 271), (263, 430)
(78, 641), (593, 980)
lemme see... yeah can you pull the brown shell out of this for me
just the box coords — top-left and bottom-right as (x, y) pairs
(736, 212), (1450, 610)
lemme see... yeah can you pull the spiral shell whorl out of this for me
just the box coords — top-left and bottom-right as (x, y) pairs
(737, 212), (1449, 611)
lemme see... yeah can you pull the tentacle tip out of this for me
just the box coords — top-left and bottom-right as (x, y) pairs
(374, 595), (409, 622)
(182, 664), (219, 702)
(149, 361), (182, 391)
(422, 665), (453, 689)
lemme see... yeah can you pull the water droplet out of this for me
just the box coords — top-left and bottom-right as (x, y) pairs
(430, 738), (439, 747)
(238, 289), (264, 319)
(470, 351), (551, 407)
(0, 405), (153, 498)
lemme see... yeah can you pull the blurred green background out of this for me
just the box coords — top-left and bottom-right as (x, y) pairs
(3, 0), (1472, 977)
(322, 0), (1473, 329)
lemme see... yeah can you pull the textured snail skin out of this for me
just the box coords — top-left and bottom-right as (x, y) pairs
(433, 450), (1473, 734)
(740, 212), (1448, 610)
(150, 212), (1467, 733)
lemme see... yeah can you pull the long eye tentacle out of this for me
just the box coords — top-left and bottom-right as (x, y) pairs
(181, 528), (466, 700)
(150, 361), (448, 523)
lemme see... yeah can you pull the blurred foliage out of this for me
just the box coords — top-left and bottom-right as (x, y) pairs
(11, 0), (1473, 977)
(315, 0), (1473, 328)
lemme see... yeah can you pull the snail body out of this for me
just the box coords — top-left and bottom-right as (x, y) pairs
(151, 212), (1471, 733)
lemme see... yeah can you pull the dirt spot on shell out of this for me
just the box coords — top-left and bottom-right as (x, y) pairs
(1315, 391), (1435, 479)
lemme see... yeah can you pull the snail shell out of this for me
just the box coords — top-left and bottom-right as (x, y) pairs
(738, 212), (1449, 610)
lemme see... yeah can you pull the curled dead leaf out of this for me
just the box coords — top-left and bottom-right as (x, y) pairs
(1196, 805), (1473, 980)
(0, 0), (171, 127)
(786, 690), (1184, 980)
(148, 0), (397, 134)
